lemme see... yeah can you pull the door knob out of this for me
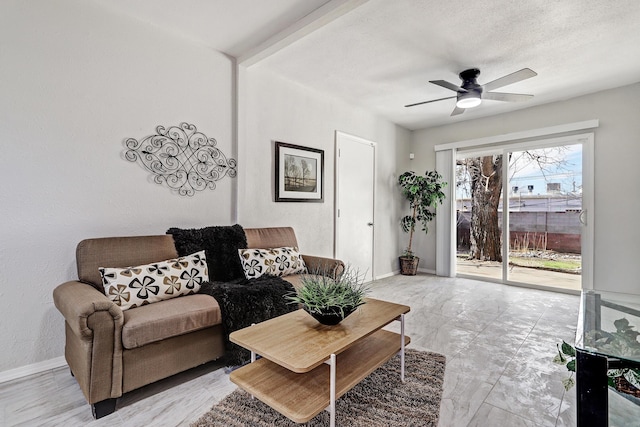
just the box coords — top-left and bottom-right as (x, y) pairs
(367, 222), (374, 226)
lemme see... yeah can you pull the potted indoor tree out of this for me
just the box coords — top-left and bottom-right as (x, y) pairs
(398, 170), (446, 275)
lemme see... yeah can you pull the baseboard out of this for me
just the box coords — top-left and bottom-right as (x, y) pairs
(375, 268), (436, 279)
(375, 270), (399, 280)
(0, 356), (67, 384)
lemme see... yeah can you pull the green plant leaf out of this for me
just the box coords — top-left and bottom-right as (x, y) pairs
(608, 369), (624, 378)
(285, 264), (370, 315)
(561, 341), (576, 357)
(566, 359), (576, 372)
(554, 345), (567, 364)
(398, 169), (446, 255)
(623, 369), (640, 390)
(562, 377), (575, 391)
(400, 216), (415, 233)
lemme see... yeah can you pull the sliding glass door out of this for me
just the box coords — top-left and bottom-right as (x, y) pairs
(456, 137), (587, 291)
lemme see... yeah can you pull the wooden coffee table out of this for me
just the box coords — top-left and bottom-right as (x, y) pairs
(229, 298), (410, 426)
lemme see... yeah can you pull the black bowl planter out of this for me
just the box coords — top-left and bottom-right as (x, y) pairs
(399, 256), (419, 275)
(305, 306), (357, 325)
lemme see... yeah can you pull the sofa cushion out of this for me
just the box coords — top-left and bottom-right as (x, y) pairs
(122, 294), (221, 349)
(238, 247), (307, 279)
(100, 251), (208, 310)
(167, 224), (247, 282)
(280, 273), (305, 289)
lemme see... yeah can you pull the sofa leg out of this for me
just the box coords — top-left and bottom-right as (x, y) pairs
(92, 398), (116, 419)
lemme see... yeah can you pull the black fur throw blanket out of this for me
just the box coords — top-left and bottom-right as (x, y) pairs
(167, 224), (247, 282)
(199, 276), (298, 366)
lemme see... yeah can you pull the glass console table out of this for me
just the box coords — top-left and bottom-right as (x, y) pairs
(575, 290), (640, 426)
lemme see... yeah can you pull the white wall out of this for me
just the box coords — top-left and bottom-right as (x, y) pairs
(239, 67), (411, 278)
(0, 0), (235, 372)
(411, 83), (640, 293)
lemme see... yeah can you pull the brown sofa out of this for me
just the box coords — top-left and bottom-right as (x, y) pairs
(52, 226), (343, 418)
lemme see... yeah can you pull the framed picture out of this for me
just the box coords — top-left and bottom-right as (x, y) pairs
(275, 141), (324, 202)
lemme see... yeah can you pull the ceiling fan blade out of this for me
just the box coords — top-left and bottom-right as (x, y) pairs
(483, 92), (534, 102)
(429, 80), (465, 92)
(405, 96), (456, 108)
(483, 68), (537, 91)
(450, 106), (465, 116)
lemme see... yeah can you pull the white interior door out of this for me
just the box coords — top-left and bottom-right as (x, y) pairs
(335, 131), (375, 282)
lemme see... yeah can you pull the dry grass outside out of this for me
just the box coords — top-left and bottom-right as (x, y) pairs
(509, 256), (581, 274)
(457, 251), (582, 275)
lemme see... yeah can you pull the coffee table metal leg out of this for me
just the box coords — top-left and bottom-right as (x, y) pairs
(401, 313), (405, 382)
(330, 353), (336, 427)
(250, 324), (256, 399)
(249, 350), (256, 400)
(396, 314), (406, 382)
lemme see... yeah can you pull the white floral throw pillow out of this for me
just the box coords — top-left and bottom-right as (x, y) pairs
(99, 250), (208, 310)
(238, 247), (307, 279)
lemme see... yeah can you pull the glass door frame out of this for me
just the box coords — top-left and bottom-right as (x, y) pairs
(453, 133), (594, 292)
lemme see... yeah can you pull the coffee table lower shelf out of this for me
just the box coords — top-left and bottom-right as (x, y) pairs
(229, 328), (411, 423)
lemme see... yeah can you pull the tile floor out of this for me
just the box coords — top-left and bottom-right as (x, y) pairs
(1, 274), (635, 426)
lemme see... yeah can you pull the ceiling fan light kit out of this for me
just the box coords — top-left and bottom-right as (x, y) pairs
(406, 67), (537, 116)
(456, 91), (482, 108)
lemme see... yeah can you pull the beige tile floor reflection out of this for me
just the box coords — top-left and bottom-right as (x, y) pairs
(1, 274), (635, 426)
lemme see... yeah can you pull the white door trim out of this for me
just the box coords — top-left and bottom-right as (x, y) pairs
(335, 131), (376, 280)
(435, 119), (599, 152)
(580, 133), (595, 290)
(435, 149), (456, 277)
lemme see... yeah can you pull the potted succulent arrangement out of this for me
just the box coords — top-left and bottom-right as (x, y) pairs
(398, 170), (447, 275)
(554, 317), (640, 396)
(286, 265), (369, 325)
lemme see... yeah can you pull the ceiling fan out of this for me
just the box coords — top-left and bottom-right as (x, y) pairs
(405, 68), (537, 116)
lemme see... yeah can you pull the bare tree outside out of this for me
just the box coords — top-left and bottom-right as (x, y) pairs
(462, 155), (504, 261)
(457, 147), (571, 262)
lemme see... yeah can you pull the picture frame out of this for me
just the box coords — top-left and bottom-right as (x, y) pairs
(275, 141), (324, 202)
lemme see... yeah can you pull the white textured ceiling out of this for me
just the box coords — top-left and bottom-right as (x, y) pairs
(93, 0), (640, 130)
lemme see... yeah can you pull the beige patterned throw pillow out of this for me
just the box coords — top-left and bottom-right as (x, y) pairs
(238, 247), (307, 279)
(99, 250), (208, 310)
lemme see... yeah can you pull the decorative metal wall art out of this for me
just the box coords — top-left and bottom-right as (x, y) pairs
(124, 122), (237, 196)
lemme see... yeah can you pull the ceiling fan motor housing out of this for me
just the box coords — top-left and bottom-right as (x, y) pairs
(457, 68), (483, 107)
(459, 68), (483, 95)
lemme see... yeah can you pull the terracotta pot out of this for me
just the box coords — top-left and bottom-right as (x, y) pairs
(399, 256), (419, 275)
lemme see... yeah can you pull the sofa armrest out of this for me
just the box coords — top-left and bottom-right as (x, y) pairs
(53, 280), (125, 404)
(53, 281), (124, 339)
(301, 255), (345, 279)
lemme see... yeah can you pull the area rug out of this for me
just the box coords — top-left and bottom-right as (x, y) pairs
(191, 349), (446, 427)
